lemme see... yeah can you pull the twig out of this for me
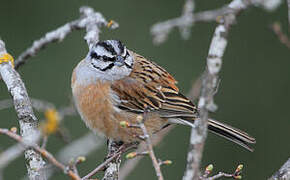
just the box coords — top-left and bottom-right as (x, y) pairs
(0, 39), (46, 180)
(138, 115), (164, 180)
(151, 0), (237, 44)
(271, 22), (290, 49)
(204, 172), (238, 180)
(0, 128), (81, 180)
(182, 1), (250, 180)
(81, 144), (134, 180)
(269, 158), (290, 180)
(0, 143), (26, 170)
(38, 132), (105, 179)
(251, 0), (282, 11)
(119, 126), (173, 180)
(14, 6), (118, 69)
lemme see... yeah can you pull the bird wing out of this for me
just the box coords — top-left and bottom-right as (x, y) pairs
(111, 51), (198, 119)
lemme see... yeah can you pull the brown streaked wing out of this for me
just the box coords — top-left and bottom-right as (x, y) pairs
(111, 51), (198, 118)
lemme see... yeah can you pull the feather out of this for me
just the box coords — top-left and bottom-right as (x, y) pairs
(110, 51), (255, 151)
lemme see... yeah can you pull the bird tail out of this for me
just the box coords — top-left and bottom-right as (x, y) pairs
(169, 118), (256, 151)
(207, 118), (256, 151)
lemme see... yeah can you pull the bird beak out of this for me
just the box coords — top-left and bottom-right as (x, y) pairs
(114, 55), (125, 67)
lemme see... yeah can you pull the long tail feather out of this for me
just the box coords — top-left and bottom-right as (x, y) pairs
(208, 118), (256, 151)
(169, 118), (256, 151)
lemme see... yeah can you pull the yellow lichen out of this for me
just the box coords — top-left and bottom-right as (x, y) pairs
(40, 108), (60, 135)
(0, 53), (14, 68)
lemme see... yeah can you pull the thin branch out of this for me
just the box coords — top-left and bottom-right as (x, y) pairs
(251, 0), (282, 11)
(119, 126), (173, 180)
(41, 132), (104, 179)
(14, 6), (118, 69)
(0, 39), (46, 180)
(140, 118), (164, 180)
(81, 144), (134, 180)
(151, 0), (238, 44)
(0, 128), (81, 180)
(269, 158), (290, 180)
(0, 100), (77, 174)
(0, 143), (25, 170)
(271, 22), (290, 49)
(182, 1), (250, 179)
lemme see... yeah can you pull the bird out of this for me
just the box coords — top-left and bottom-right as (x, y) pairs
(71, 40), (256, 151)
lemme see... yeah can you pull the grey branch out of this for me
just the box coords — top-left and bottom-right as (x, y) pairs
(0, 143), (25, 176)
(0, 128), (81, 180)
(0, 99), (77, 175)
(15, 6), (118, 69)
(102, 140), (123, 180)
(182, 0), (250, 179)
(139, 118), (164, 180)
(150, 0), (282, 45)
(0, 40), (46, 180)
(44, 132), (105, 179)
(119, 126), (173, 180)
(269, 158), (290, 180)
(251, 0), (282, 11)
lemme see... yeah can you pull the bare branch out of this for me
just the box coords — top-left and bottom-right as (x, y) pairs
(40, 132), (104, 179)
(0, 128), (81, 180)
(15, 6), (118, 69)
(182, 1), (250, 179)
(0, 143), (25, 170)
(81, 144), (134, 180)
(269, 158), (290, 180)
(119, 126), (173, 180)
(251, 0), (282, 11)
(151, 0), (238, 44)
(138, 116), (164, 180)
(271, 22), (290, 49)
(0, 39), (46, 180)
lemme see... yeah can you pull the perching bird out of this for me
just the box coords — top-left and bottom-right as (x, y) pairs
(71, 40), (256, 151)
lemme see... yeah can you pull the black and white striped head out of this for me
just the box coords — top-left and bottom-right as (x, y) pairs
(87, 40), (134, 81)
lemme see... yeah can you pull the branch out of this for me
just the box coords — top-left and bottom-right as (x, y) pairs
(151, 0), (238, 44)
(119, 126), (173, 180)
(269, 158), (290, 180)
(182, 1), (250, 179)
(40, 132), (105, 179)
(101, 140), (123, 180)
(81, 144), (134, 180)
(0, 128), (81, 180)
(0, 40), (46, 180)
(200, 164), (244, 180)
(0, 142), (25, 171)
(14, 6), (118, 69)
(138, 115), (164, 180)
(271, 22), (290, 49)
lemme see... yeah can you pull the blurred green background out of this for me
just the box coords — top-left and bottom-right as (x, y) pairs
(0, 0), (289, 179)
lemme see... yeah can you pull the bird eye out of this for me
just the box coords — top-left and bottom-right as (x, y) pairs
(102, 56), (115, 62)
(102, 56), (110, 61)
